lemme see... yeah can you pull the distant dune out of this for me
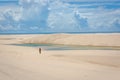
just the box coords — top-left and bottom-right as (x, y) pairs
(22, 34), (120, 47)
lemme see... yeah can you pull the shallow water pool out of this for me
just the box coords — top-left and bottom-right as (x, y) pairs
(11, 44), (120, 51)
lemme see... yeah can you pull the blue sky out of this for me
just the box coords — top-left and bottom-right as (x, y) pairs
(0, 0), (120, 33)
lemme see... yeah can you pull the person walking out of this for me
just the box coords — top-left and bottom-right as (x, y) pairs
(39, 48), (42, 54)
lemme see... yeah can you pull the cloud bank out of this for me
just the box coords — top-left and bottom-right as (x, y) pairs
(0, 0), (120, 33)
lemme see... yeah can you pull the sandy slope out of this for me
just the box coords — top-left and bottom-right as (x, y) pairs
(22, 34), (120, 46)
(0, 34), (120, 80)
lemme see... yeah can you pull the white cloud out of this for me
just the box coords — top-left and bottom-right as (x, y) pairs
(30, 26), (39, 30)
(75, 6), (120, 30)
(47, 0), (81, 31)
(0, 0), (120, 32)
(0, 25), (19, 31)
(70, 2), (120, 9)
(62, 0), (120, 2)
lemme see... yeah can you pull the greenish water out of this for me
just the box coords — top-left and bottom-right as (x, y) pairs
(12, 44), (120, 50)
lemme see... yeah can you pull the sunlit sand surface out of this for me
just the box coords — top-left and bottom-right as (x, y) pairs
(0, 34), (120, 80)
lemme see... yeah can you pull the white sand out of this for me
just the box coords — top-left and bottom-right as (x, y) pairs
(22, 33), (120, 46)
(0, 34), (120, 80)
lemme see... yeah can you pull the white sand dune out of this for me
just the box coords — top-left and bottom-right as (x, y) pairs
(0, 34), (120, 80)
(22, 34), (120, 47)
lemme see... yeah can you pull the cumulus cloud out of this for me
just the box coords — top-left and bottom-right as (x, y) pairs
(0, 8), (20, 31)
(0, 0), (49, 32)
(0, 0), (120, 33)
(47, 0), (78, 31)
(74, 5), (120, 32)
(19, 0), (49, 27)
(47, 0), (90, 32)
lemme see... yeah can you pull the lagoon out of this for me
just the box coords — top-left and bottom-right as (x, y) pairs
(12, 44), (120, 51)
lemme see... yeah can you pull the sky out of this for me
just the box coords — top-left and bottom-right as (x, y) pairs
(0, 0), (120, 33)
